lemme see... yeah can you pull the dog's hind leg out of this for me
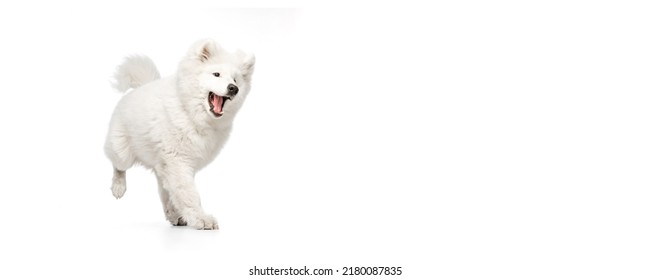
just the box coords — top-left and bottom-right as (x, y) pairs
(111, 168), (127, 199)
(105, 126), (135, 199)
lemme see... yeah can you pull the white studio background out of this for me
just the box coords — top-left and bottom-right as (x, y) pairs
(0, 2), (649, 279)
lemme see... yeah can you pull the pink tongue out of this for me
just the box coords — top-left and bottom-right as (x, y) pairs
(212, 95), (224, 114)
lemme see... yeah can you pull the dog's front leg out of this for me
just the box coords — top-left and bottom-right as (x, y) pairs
(155, 174), (186, 226)
(155, 164), (218, 230)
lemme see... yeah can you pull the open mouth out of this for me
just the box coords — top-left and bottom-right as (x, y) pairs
(208, 92), (231, 118)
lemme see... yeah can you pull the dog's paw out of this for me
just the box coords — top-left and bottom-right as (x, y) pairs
(111, 177), (126, 199)
(185, 213), (219, 230)
(172, 217), (188, 226)
(165, 209), (186, 226)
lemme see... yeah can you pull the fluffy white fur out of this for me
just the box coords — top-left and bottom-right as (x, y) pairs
(105, 39), (255, 230)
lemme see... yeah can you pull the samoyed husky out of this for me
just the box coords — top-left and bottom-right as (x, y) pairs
(104, 39), (255, 230)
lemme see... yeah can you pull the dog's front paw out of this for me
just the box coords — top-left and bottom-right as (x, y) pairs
(184, 212), (219, 230)
(165, 209), (187, 226)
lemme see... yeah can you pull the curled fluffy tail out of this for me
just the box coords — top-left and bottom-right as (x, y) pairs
(111, 55), (161, 92)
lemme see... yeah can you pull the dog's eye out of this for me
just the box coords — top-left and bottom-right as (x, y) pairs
(233, 78), (237, 83)
(213, 72), (220, 77)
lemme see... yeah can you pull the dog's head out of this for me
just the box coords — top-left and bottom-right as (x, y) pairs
(177, 39), (255, 122)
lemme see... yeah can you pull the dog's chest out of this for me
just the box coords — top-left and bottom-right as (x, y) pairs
(183, 126), (231, 170)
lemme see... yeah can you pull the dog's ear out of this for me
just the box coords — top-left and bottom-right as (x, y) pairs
(189, 39), (222, 62)
(239, 52), (256, 80)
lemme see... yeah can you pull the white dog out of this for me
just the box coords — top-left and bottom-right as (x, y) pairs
(104, 39), (255, 230)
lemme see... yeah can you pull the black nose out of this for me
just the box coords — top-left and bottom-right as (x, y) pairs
(227, 84), (239, 96)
